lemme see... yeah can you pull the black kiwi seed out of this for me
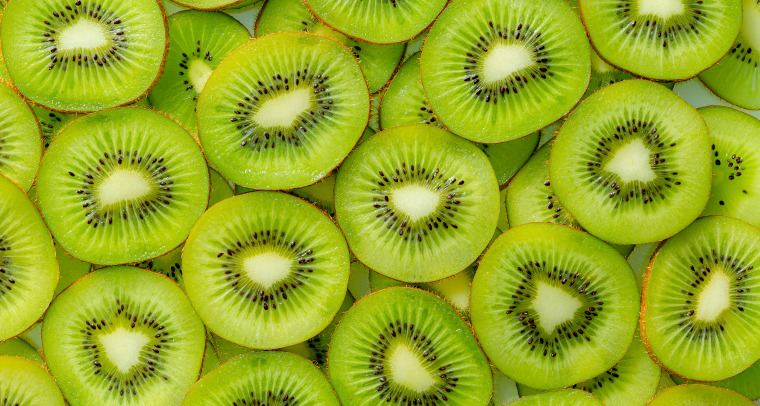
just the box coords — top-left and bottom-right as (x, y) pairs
(614, 0), (708, 48)
(232, 389), (299, 406)
(711, 143), (744, 180)
(40, 112), (65, 148)
(178, 40), (213, 99)
(0, 244), (14, 295)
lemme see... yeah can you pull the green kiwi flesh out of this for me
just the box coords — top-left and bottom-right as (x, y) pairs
(33, 105), (78, 150)
(199, 340), (221, 377)
(648, 384), (754, 405)
(508, 389), (603, 405)
(0, 338), (44, 365)
(0, 356), (65, 406)
(0, 81), (42, 191)
(347, 259), (371, 299)
(291, 171), (337, 216)
(169, 0), (261, 11)
(53, 241), (92, 296)
(673, 360), (760, 400)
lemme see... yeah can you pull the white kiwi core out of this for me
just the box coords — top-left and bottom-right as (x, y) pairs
(388, 344), (436, 393)
(254, 88), (312, 128)
(694, 272), (732, 321)
(99, 328), (150, 373)
(188, 60), (214, 93)
(481, 43), (535, 85)
(97, 169), (152, 206)
(391, 185), (441, 222)
(243, 252), (292, 289)
(532, 282), (582, 333)
(58, 19), (109, 51)
(605, 138), (656, 183)
(637, 0), (685, 19)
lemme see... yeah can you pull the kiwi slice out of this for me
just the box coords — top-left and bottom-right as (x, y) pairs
(579, 0), (742, 81)
(328, 287), (493, 405)
(648, 384), (754, 405)
(0, 81), (42, 192)
(36, 107), (210, 265)
(196, 32), (369, 190)
(291, 172), (337, 216)
(420, 0), (590, 143)
(42, 266), (206, 406)
(18, 322), (43, 355)
(347, 259), (371, 299)
(403, 28), (429, 62)
(369, 87), (384, 132)
(627, 242), (659, 290)
(169, 0), (259, 10)
(491, 367), (520, 405)
(497, 187), (509, 231)
(471, 222), (639, 389)
(54, 241), (92, 296)
(304, 0), (446, 44)
(256, 0), (405, 94)
(549, 80), (711, 245)
(672, 360), (760, 400)
(656, 371), (678, 393)
(0, 356), (65, 406)
(148, 10), (250, 135)
(208, 333), (250, 363)
(183, 191), (350, 349)
(199, 340), (220, 377)
(33, 105), (78, 149)
(1, 0), (168, 112)
(183, 351), (340, 405)
(334, 124), (500, 283)
(641, 215), (760, 381)
(0, 338), (44, 365)
(509, 389), (603, 405)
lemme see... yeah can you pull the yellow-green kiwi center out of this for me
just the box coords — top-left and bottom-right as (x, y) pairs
(694, 272), (733, 321)
(57, 18), (109, 51)
(387, 343), (438, 393)
(95, 168), (153, 207)
(604, 138), (657, 183)
(637, 0), (686, 19)
(98, 327), (150, 373)
(480, 43), (536, 86)
(390, 184), (441, 222)
(532, 282), (583, 333)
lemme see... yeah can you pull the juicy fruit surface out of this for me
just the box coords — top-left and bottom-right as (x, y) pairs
(509, 389), (603, 405)
(648, 384), (754, 405)
(0, 81), (42, 191)
(0, 356), (65, 406)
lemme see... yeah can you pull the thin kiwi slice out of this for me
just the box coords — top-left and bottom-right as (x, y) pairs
(196, 32), (369, 190)
(0, 338), (44, 365)
(42, 266), (206, 406)
(36, 107), (209, 265)
(471, 222), (639, 389)
(183, 351), (340, 405)
(33, 105), (78, 149)
(491, 367), (520, 405)
(641, 215), (760, 381)
(579, 0), (742, 81)
(0, 356), (65, 406)
(18, 322), (43, 355)
(304, 0), (446, 44)
(420, 0), (590, 143)
(148, 10), (250, 135)
(53, 241), (91, 296)
(648, 384), (754, 405)
(1, 0), (168, 112)
(328, 287), (493, 405)
(0, 81), (42, 191)
(549, 80), (711, 245)
(369, 87), (384, 132)
(182, 191), (350, 349)
(256, 0), (405, 94)
(334, 124), (500, 283)
(508, 389), (603, 405)
(672, 360), (760, 400)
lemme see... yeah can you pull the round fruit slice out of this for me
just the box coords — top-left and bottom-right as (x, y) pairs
(673, 361), (760, 400)
(328, 287), (493, 406)
(182, 191), (350, 349)
(1, 0), (168, 112)
(196, 32), (369, 190)
(648, 385), (753, 406)
(579, 0), (742, 81)
(0, 81), (41, 192)
(642, 216), (760, 381)
(334, 124), (500, 283)
(509, 389), (603, 406)
(0, 356), (65, 406)
(471, 222), (639, 390)
(36, 107), (209, 265)
(549, 80), (711, 245)
(420, 0), (590, 143)
(183, 351), (339, 405)
(42, 266), (206, 406)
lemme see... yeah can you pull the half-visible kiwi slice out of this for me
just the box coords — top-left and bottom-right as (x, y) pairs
(183, 351), (340, 405)
(579, 0), (742, 81)
(549, 79), (711, 244)
(648, 384), (754, 405)
(196, 32), (369, 190)
(36, 107), (209, 265)
(168, 0), (260, 11)
(347, 259), (371, 299)
(420, 0), (590, 143)
(182, 191), (350, 349)
(33, 105), (78, 149)
(0, 81), (42, 191)
(208, 332), (250, 363)
(199, 340), (220, 377)
(1, 0), (168, 112)
(42, 266), (206, 406)
(0, 338), (44, 365)
(335, 124), (500, 282)
(329, 287), (493, 405)
(471, 222), (639, 389)
(627, 242), (659, 290)
(0, 356), (65, 406)
(641, 215), (760, 381)
(673, 361), (760, 400)
(53, 241), (91, 296)
(291, 171), (337, 216)
(508, 389), (603, 405)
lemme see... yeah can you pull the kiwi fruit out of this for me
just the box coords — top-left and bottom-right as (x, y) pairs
(491, 367), (520, 405)
(169, 0), (261, 11)
(626, 242), (659, 290)
(1, 0), (168, 112)
(497, 187), (509, 231)
(199, 340), (221, 377)
(347, 259), (371, 299)
(673, 360), (760, 400)
(0, 356), (66, 406)
(208, 333), (250, 363)
(290, 171), (337, 216)
(509, 389), (603, 405)
(0, 338), (44, 365)
(420, 0), (590, 143)
(0, 81), (42, 192)
(42, 266), (206, 406)
(33, 105), (78, 149)
(53, 241), (92, 296)
(18, 322), (43, 355)
(648, 384), (754, 405)
(328, 287), (493, 405)
(656, 371), (678, 393)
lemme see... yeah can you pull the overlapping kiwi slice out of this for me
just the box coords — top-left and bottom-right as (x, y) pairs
(33, 105), (78, 149)
(550, 80), (711, 244)
(1, 0), (168, 112)
(420, 0), (590, 143)
(328, 287), (493, 406)
(648, 384), (754, 405)
(182, 191), (350, 349)
(642, 215), (760, 381)
(0, 81), (42, 192)
(169, 0), (260, 10)
(334, 124), (499, 283)
(196, 32), (369, 190)
(0, 356), (66, 406)
(0, 338), (44, 364)
(509, 389), (603, 406)
(471, 222), (640, 389)
(42, 266), (206, 406)
(673, 361), (760, 400)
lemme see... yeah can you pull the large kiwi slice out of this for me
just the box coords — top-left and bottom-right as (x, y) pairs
(36, 107), (209, 265)
(579, 0), (742, 80)
(1, 0), (168, 112)
(196, 32), (369, 190)
(42, 266), (206, 406)
(0, 81), (42, 191)
(420, 0), (590, 143)
(470, 222), (639, 389)
(508, 389), (603, 406)
(328, 287), (493, 406)
(0, 356), (65, 406)
(549, 79), (711, 245)
(648, 384), (754, 405)
(182, 191), (350, 349)
(334, 124), (499, 283)
(641, 215), (760, 381)
(183, 351), (340, 405)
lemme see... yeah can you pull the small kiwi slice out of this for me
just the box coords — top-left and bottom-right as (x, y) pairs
(42, 266), (206, 406)
(334, 124), (500, 283)
(627, 242), (659, 290)
(579, 0), (742, 81)
(347, 259), (371, 299)
(471, 222), (639, 389)
(36, 107), (210, 265)
(183, 351), (340, 405)
(0, 81), (42, 192)
(199, 340), (220, 377)
(656, 371), (677, 393)
(18, 322), (43, 355)
(641, 215), (760, 381)
(509, 389), (603, 405)
(208, 333), (250, 363)
(497, 187), (509, 231)
(168, 0), (259, 10)
(291, 172), (337, 216)
(148, 10), (250, 135)
(549, 80), (712, 245)
(328, 287), (493, 405)
(491, 367), (520, 405)
(0, 356), (65, 406)
(673, 361), (760, 400)
(369, 87), (384, 132)
(196, 32), (369, 190)
(0, 338), (44, 365)
(648, 384), (754, 405)
(1, 0), (168, 112)
(32, 105), (78, 149)
(420, 0), (590, 143)
(54, 241), (92, 296)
